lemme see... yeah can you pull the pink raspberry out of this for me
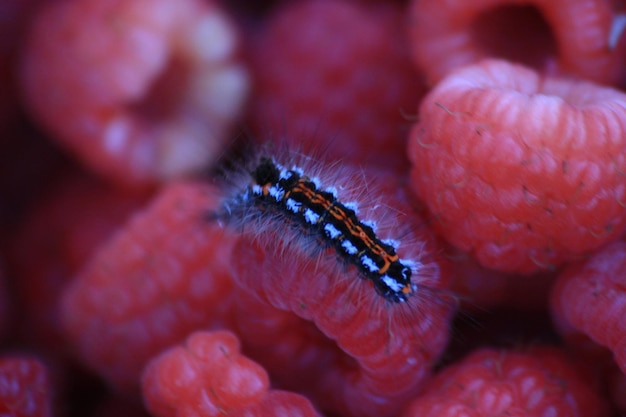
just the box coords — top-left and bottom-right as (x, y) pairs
(401, 346), (610, 417)
(408, 0), (626, 85)
(448, 247), (557, 312)
(551, 239), (626, 375)
(8, 171), (149, 352)
(142, 330), (321, 417)
(408, 59), (626, 273)
(248, 0), (425, 171)
(61, 182), (236, 392)
(226, 159), (455, 417)
(0, 357), (53, 417)
(20, 0), (249, 185)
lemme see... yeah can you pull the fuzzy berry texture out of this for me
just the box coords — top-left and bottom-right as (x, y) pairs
(60, 182), (236, 391)
(142, 330), (321, 417)
(408, 59), (626, 274)
(0, 357), (53, 417)
(20, 0), (249, 185)
(551, 240), (626, 374)
(402, 346), (610, 417)
(248, 0), (424, 171)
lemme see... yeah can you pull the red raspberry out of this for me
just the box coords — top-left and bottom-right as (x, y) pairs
(551, 239), (626, 374)
(401, 346), (610, 417)
(227, 161), (455, 417)
(408, 59), (626, 274)
(8, 171), (149, 352)
(142, 330), (321, 417)
(0, 357), (53, 417)
(60, 182), (236, 392)
(20, 0), (249, 185)
(248, 0), (425, 171)
(407, 0), (625, 86)
(448, 247), (557, 312)
(239, 391), (321, 417)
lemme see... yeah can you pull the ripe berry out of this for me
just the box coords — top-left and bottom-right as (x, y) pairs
(142, 330), (320, 417)
(248, 0), (424, 171)
(20, 0), (249, 185)
(0, 357), (53, 417)
(551, 239), (626, 374)
(408, 0), (625, 85)
(401, 346), (610, 417)
(226, 160), (455, 417)
(408, 59), (626, 273)
(61, 182), (236, 391)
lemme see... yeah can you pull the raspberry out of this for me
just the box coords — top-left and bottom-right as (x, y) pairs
(8, 171), (149, 352)
(408, 59), (626, 273)
(401, 346), (610, 417)
(0, 357), (53, 417)
(226, 160), (455, 417)
(239, 391), (321, 417)
(550, 240), (626, 374)
(407, 0), (625, 85)
(60, 182), (236, 391)
(20, 0), (249, 185)
(142, 330), (320, 417)
(448, 247), (557, 311)
(248, 0), (425, 171)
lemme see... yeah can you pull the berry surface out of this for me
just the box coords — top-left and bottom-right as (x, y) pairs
(408, 59), (626, 273)
(60, 182), (237, 391)
(142, 330), (321, 417)
(227, 160), (456, 417)
(8, 171), (149, 352)
(408, 0), (626, 85)
(2, 0), (626, 414)
(401, 346), (609, 417)
(248, 0), (425, 171)
(551, 240), (626, 374)
(447, 247), (557, 312)
(20, 0), (249, 185)
(0, 357), (53, 417)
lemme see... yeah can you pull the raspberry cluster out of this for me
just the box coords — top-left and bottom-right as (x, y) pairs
(2, 0), (626, 415)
